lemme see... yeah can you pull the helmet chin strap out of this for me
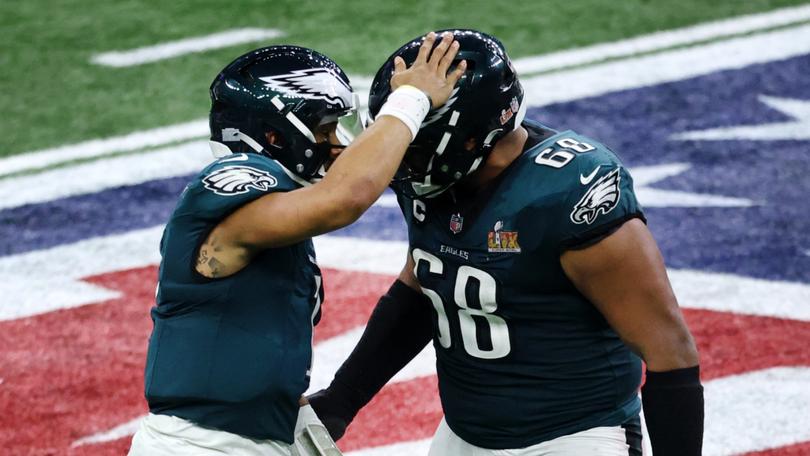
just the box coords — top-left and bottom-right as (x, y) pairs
(411, 176), (451, 199)
(209, 128), (267, 156)
(514, 99), (527, 129)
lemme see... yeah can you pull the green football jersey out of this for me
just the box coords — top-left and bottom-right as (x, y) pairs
(144, 153), (323, 443)
(399, 121), (645, 449)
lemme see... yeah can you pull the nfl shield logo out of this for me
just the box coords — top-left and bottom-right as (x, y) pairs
(449, 213), (464, 234)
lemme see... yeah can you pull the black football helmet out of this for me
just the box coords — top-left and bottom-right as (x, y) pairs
(368, 29), (525, 198)
(209, 45), (356, 184)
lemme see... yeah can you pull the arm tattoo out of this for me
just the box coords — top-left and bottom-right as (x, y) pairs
(198, 247), (210, 266)
(207, 257), (226, 278)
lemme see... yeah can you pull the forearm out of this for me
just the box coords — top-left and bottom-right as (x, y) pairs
(309, 280), (433, 439)
(642, 365), (704, 456)
(320, 116), (413, 219)
(319, 85), (431, 224)
(333, 280), (431, 404)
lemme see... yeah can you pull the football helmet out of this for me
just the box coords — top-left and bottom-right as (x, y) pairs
(209, 45), (356, 184)
(368, 29), (525, 198)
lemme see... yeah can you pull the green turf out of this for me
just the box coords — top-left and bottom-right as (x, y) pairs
(1, 0), (808, 156)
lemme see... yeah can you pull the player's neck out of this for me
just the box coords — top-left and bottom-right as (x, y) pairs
(467, 126), (528, 189)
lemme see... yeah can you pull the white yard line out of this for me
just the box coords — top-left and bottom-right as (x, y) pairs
(0, 140), (211, 211)
(512, 3), (810, 74)
(4, 7), (810, 177)
(91, 28), (285, 67)
(0, 119), (208, 177)
(521, 22), (810, 107)
(0, 150), (750, 213)
(9, 17), (806, 206)
(703, 367), (810, 455)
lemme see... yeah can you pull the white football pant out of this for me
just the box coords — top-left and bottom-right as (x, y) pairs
(128, 404), (341, 456)
(428, 417), (642, 456)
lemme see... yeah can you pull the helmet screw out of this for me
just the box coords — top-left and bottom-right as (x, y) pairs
(454, 172), (463, 180)
(440, 165), (449, 172)
(304, 149), (313, 158)
(296, 164), (305, 173)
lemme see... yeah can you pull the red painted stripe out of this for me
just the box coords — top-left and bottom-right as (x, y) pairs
(0, 264), (808, 455)
(683, 308), (810, 380)
(0, 265), (393, 455)
(339, 375), (442, 452)
(0, 265), (155, 455)
(743, 441), (810, 455)
(314, 269), (393, 343)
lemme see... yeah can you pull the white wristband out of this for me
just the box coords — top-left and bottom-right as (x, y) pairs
(377, 85), (431, 141)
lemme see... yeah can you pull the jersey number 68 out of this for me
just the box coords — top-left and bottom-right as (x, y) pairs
(412, 248), (511, 360)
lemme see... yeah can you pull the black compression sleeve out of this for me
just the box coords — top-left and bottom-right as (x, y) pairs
(641, 365), (704, 456)
(314, 280), (433, 423)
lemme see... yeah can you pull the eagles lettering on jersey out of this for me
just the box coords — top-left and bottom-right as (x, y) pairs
(145, 153), (323, 444)
(399, 121), (645, 449)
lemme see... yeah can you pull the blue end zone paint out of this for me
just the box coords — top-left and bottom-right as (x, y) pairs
(3, 54), (808, 283)
(1, 176), (189, 256)
(0, 179), (407, 256)
(532, 54), (810, 282)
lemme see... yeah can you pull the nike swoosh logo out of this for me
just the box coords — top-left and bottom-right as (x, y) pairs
(580, 166), (601, 185)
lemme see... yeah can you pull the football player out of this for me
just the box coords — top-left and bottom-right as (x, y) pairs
(309, 30), (703, 456)
(128, 33), (466, 456)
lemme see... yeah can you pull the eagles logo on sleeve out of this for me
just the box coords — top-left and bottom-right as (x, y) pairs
(570, 168), (621, 225)
(202, 165), (279, 196)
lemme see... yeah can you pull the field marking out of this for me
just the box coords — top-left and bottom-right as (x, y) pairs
(672, 95), (810, 141)
(91, 28), (284, 67)
(72, 365), (810, 455)
(0, 139), (395, 211)
(3, 231), (810, 323)
(704, 367), (810, 455)
(71, 418), (141, 447)
(5, 13), (810, 177)
(0, 156), (751, 213)
(0, 140), (211, 210)
(0, 119), (208, 177)
(511, 3), (810, 75)
(521, 22), (810, 107)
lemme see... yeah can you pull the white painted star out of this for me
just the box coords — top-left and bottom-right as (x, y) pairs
(631, 163), (752, 207)
(670, 96), (810, 141)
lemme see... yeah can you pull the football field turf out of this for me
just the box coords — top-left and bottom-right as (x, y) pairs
(1, 1), (810, 455)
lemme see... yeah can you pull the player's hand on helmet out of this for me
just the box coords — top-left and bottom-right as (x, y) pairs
(391, 32), (467, 109)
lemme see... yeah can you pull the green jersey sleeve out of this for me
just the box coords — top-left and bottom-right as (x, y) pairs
(553, 162), (645, 250)
(178, 153), (299, 223)
(524, 130), (645, 252)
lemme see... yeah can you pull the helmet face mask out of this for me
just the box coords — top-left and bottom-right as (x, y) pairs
(369, 29), (525, 198)
(209, 46), (355, 184)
